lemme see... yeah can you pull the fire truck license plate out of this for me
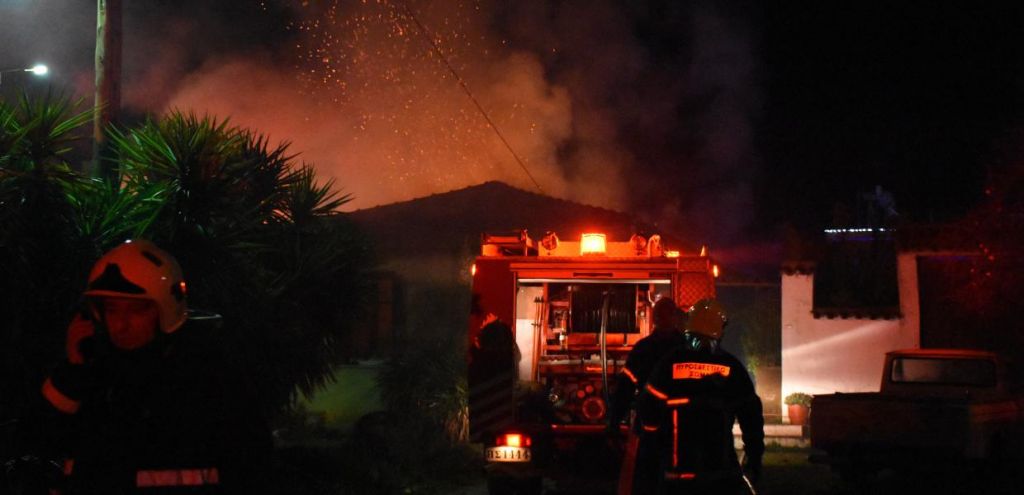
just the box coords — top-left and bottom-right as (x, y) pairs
(486, 446), (532, 463)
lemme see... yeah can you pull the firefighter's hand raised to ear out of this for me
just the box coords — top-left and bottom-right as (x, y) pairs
(39, 240), (273, 494)
(65, 312), (96, 365)
(41, 313), (99, 417)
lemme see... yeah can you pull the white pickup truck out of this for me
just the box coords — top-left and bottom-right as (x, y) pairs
(810, 348), (1024, 478)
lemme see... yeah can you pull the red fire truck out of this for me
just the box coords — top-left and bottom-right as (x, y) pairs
(468, 230), (718, 494)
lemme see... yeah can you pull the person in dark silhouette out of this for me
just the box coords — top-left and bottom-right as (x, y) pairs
(608, 297), (686, 495)
(637, 299), (764, 495)
(468, 303), (518, 443)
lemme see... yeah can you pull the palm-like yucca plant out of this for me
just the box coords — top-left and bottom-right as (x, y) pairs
(2, 97), (371, 422)
(62, 175), (167, 247)
(0, 93), (94, 421)
(113, 114), (263, 237)
(256, 165), (371, 401)
(110, 111), (372, 412)
(276, 165), (352, 226)
(1, 93), (92, 176)
(377, 284), (470, 445)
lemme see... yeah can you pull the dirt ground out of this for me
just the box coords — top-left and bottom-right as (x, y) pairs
(723, 448), (1022, 495)
(450, 447), (1024, 495)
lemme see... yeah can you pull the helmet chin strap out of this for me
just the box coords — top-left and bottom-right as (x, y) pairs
(684, 333), (721, 354)
(83, 300), (113, 361)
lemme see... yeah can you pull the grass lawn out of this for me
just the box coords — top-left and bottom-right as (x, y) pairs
(758, 448), (852, 495)
(300, 363), (384, 431)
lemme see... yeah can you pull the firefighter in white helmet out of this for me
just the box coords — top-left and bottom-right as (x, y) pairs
(39, 240), (271, 494)
(637, 299), (764, 494)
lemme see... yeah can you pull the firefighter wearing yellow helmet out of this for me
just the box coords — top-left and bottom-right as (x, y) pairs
(637, 299), (765, 494)
(682, 298), (728, 353)
(38, 239), (271, 494)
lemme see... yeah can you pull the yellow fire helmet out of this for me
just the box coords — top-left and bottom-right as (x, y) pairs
(685, 298), (727, 340)
(84, 239), (188, 333)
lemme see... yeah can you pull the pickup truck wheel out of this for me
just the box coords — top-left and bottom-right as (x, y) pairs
(487, 476), (542, 495)
(986, 435), (1020, 481)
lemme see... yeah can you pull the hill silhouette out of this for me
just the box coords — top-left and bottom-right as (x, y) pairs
(349, 181), (697, 257)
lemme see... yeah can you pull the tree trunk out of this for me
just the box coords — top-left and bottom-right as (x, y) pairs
(93, 0), (122, 180)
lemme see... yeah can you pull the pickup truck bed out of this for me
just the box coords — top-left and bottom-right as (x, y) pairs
(809, 349), (1024, 472)
(812, 393), (972, 463)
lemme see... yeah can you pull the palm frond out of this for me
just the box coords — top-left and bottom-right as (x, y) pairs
(62, 177), (170, 247)
(278, 164), (353, 226)
(14, 91), (91, 174)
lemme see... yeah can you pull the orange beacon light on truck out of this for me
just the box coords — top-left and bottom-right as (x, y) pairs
(580, 233), (606, 255)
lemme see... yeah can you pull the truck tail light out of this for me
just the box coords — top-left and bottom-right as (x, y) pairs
(496, 432), (531, 447)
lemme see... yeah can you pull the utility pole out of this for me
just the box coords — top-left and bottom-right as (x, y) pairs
(93, 0), (122, 180)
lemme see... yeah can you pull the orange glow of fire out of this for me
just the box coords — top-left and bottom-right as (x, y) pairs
(665, 250), (680, 258)
(712, 265), (720, 278)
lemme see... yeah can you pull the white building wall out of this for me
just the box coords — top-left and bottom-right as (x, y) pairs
(780, 253), (921, 419)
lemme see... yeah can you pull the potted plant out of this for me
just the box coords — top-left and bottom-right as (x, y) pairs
(784, 392), (813, 426)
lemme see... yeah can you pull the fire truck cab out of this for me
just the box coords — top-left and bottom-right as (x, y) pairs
(468, 230), (718, 494)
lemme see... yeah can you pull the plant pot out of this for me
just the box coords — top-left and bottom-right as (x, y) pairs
(787, 404), (809, 426)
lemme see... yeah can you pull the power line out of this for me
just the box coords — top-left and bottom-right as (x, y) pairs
(400, 4), (545, 195)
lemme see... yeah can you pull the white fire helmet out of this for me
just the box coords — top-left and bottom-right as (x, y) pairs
(84, 239), (188, 333)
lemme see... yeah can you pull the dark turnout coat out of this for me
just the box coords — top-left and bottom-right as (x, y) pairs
(41, 315), (271, 494)
(637, 346), (764, 494)
(608, 327), (687, 495)
(608, 327), (687, 430)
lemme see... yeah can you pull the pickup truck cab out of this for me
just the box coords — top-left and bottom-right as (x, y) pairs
(810, 348), (1024, 476)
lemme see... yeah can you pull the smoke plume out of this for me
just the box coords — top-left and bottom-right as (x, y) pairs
(1, 0), (766, 264)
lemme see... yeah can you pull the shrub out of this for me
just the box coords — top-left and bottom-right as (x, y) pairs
(784, 392), (813, 407)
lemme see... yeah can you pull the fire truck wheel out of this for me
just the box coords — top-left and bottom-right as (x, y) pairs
(487, 475), (542, 495)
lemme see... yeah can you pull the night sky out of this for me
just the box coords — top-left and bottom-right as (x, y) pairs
(759, 3), (1023, 233)
(1, 1), (1021, 268)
